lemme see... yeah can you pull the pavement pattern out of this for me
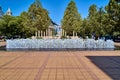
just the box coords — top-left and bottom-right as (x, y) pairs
(0, 51), (120, 80)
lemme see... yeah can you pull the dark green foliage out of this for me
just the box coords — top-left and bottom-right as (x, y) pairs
(84, 0), (120, 38)
(81, 19), (91, 38)
(60, 35), (67, 39)
(20, 11), (36, 37)
(0, 15), (25, 37)
(88, 4), (98, 37)
(34, 0), (42, 8)
(36, 36), (43, 39)
(105, 0), (120, 35)
(28, 0), (51, 31)
(0, 0), (120, 39)
(0, 0), (51, 38)
(62, 0), (82, 36)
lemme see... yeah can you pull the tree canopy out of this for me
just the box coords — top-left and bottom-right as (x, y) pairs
(0, 0), (51, 38)
(0, 0), (120, 39)
(62, 0), (82, 36)
(28, 0), (51, 31)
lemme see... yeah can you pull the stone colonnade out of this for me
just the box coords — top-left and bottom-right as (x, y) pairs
(60, 29), (78, 37)
(35, 29), (53, 37)
(35, 29), (78, 38)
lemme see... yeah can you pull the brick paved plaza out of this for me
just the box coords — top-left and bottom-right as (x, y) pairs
(0, 51), (120, 80)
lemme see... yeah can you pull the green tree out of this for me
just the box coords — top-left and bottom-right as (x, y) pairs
(0, 15), (24, 38)
(81, 18), (91, 38)
(35, 0), (42, 8)
(28, 0), (51, 32)
(0, 0), (51, 38)
(62, 0), (82, 36)
(0, 15), (14, 37)
(105, 0), (119, 35)
(88, 4), (107, 38)
(20, 12), (36, 38)
(116, 3), (120, 35)
(96, 7), (106, 36)
(88, 4), (100, 38)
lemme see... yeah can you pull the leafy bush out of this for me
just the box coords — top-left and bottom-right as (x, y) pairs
(37, 36), (43, 39)
(60, 36), (67, 39)
(113, 32), (120, 36)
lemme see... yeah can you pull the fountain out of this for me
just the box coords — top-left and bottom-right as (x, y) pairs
(6, 39), (115, 51)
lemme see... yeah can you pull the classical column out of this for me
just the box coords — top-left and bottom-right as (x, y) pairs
(51, 30), (52, 36)
(35, 32), (37, 37)
(38, 31), (40, 37)
(60, 29), (62, 37)
(48, 29), (50, 37)
(46, 29), (48, 36)
(62, 29), (64, 36)
(76, 32), (78, 37)
(65, 31), (67, 37)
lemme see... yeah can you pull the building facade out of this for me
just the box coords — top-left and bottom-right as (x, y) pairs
(6, 8), (12, 16)
(0, 6), (12, 18)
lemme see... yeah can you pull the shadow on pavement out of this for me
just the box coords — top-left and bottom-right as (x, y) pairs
(87, 56), (120, 80)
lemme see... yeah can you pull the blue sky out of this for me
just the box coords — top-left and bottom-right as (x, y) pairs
(0, 0), (109, 24)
